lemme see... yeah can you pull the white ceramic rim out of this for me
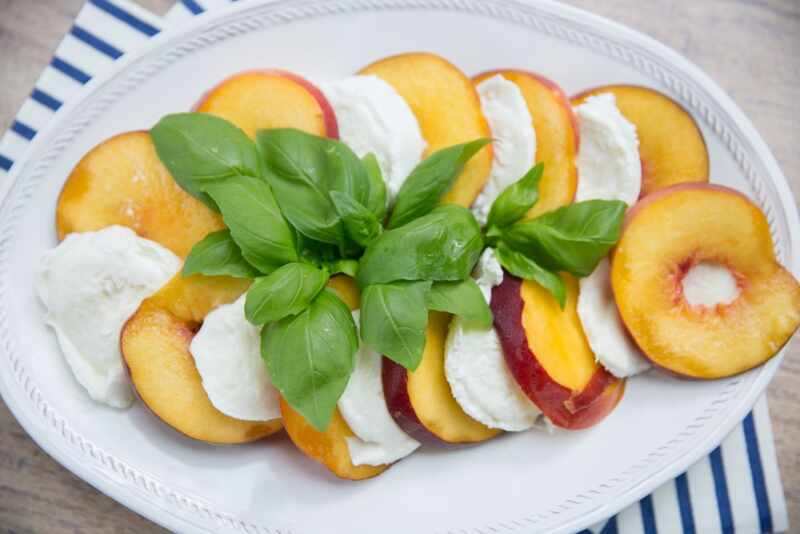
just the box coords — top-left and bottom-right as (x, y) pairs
(0, 1), (796, 533)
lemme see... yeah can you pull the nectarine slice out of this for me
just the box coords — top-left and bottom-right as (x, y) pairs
(56, 131), (223, 257)
(572, 85), (709, 196)
(383, 312), (501, 443)
(121, 273), (282, 443)
(279, 398), (386, 480)
(195, 70), (338, 139)
(360, 53), (492, 207)
(492, 274), (624, 429)
(612, 184), (800, 378)
(474, 70), (578, 218)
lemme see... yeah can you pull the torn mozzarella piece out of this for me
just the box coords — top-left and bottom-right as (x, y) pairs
(574, 93), (641, 205)
(444, 249), (540, 431)
(578, 259), (651, 377)
(190, 295), (280, 421)
(472, 75), (537, 224)
(338, 311), (420, 466)
(36, 226), (181, 408)
(320, 75), (426, 201)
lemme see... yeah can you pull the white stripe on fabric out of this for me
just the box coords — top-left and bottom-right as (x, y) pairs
(36, 68), (85, 105)
(720, 425), (761, 532)
(752, 398), (790, 532)
(82, 2), (161, 52)
(0, 133), (31, 162)
(617, 500), (645, 534)
(59, 35), (117, 78)
(651, 480), (684, 534)
(686, 456), (723, 533)
(15, 101), (55, 135)
(165, 2), (198, 23)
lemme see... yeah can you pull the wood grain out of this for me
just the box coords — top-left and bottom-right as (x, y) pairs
(0, 0), (797, 531)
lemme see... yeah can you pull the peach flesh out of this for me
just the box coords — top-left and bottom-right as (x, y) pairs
(491, 274), (625, 430)
(612, 183), (800, 378)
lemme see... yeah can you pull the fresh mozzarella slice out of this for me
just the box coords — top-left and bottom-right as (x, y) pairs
(472, 75), (537, 224)
(338, 311), (420, 466)
(190, 294), (280, 422)
(577, 259), (651, 377)
(320, 75), (426, 200)
(444, 249), (540, 431)
(36, 226), (180, 408)
(574, 93), (641, 205)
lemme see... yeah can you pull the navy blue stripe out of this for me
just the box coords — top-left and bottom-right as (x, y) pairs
(70, 25), (123, 59)
(743, 412), (773, 533)
(710, 446), (735, 533)
(675, 473), (696, 534)
(11, 121), (36, 141)
(31, 88), (62, 111)
(575, 530), (591, 534)
(88, 0), (159, 36)
(51, 57), (91, 84)
(182, 0), (205, 15)
(0, 154), (13, 171)
(600, 516), (618, 534)
(639, 494), (658, 534)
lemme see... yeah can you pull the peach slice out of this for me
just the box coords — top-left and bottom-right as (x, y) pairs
(612, 184), (800, 378)
(492, 274), (624, 429)
(120, 274), (282, 444)
(195, 70), (338, 139)
(474, 70), (578, 218)
(56, 131), (223, 257)
(571, 85), (709, 196)
(360, 53), (492, 207)
(383, 311), (501, 443)
(280, 398), (387, 480)
(278, 275), (389, 480)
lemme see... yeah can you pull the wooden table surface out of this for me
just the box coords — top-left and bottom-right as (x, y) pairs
(1, 0), (798, 531)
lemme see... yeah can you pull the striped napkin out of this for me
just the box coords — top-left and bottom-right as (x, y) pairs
(0, 1), (790, 532)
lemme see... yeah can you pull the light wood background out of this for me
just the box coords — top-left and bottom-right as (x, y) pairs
(0, 0), (797, 531)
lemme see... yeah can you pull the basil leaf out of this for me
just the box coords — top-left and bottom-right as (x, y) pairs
(151, 113), (260, 209)
(357, 205), (484, 287)
(501, 200), (626, 277)
(362, 153), (387, 220)
(245, 263), (329, 325)
(204, 175), (297, 273)
(262, 289), (357, 431)
(486, 163), (544, 231)
(495, 242), (566, 308)
(182, 230), (259, 279)
(329, 191), (382, 248)
(324, 141), (372, 208)
(360, 281), (431, 370)
(327, 259), (359, 277)
(257, 129), (346, 246)
(426, 278), (492, 328)
(388, 139), (491, 229)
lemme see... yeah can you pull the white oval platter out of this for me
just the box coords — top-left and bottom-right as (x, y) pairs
(0, 1), (796, 533)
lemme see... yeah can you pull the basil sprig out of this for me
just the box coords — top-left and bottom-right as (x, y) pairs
(485, 164), (627, 307)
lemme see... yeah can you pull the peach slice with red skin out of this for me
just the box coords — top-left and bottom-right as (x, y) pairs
(382, 311), (501, 443)
(612, 183), (800, 378)
(492, 274), (624, 430)
(571, 85), (709, 197)
(360, 52), (493, 208)
(473, 70), (578, 218)
(121, 274), (282, 444)
(195, 70), (339, 139)
(278, 275), (390, 480)
(56, 131), (224, 257)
